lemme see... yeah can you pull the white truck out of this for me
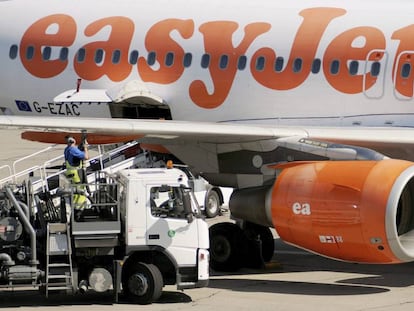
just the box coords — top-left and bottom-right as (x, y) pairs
(0, 167), (209, 304)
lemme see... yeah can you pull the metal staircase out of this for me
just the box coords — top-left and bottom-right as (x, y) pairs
(45, 223), (74, 297)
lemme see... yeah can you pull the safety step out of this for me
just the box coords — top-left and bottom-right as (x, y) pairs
(47, 286), (73, 291)
(48, 223), (67, 233)
(48, 263), (70, 268)
(177, 281), (197, 289)
(47, 280), (71, 286)
(47, 275), (71, 280)
(49, 234), (70, 255)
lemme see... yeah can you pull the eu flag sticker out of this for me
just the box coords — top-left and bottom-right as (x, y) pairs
(15, 100), (32, 112)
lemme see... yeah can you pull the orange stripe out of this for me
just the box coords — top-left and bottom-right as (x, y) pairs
(21, 131), (143, 145)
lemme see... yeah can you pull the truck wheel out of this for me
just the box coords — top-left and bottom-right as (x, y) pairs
(205, 190), (221, 218)
(122, 262), (163, 304)
(209, 222), (247, 271)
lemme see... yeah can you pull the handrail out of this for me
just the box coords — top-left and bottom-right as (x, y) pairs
(1, 140), (141, 191)
(0, 165), (12, 182)
(12, 145), (57, 177)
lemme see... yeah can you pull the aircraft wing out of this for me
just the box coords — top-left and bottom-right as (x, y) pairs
(1, 115), (414, 188)
(0, 115), (413, 153)
(0, 115), (305, 143)
(0, 115), (413, 142)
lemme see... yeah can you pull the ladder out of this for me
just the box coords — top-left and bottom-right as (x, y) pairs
(45, 223), (74, 297)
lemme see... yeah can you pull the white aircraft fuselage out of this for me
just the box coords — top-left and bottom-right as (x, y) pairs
(1, 0), (414, 127)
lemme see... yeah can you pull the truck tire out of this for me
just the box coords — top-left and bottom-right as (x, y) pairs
(122, 262), (163, 304)
(209, 222), (247, 271)
(205, 190), (221, 218)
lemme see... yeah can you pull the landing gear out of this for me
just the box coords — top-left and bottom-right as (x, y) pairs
(122, 262), (163, 305)
(209, 223), (247, 271)
(209, 222), (275, 272)
(243, 222), (275, 266)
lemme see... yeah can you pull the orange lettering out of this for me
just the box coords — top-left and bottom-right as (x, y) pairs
(139, 19), (194, 84)
(324, 27), (385, 94)
(189, 22), (270, 109)
(251, 8), (346, 90)
(392, 25), (414, 98)
(20, 14), (76, 78)
(74, 17), (134, 82)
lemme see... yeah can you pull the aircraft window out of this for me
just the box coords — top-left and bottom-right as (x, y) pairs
(165, 52), (174, 67)
(371, 61), (381, 77)
(112, 50), (121, 64)
(256, 56), (265, 71)
(275, 57), (284, 72)
(42, 46), (51, 61)
(26, 46), (35, 60)
(219, 55), (229, 69)
(147, 51), (156, 66)
(9, 45), (18, 59)
(349, 60), (359, 76)
(59, 47), (69, 61)
(401, 63), (411, 78)
(201, 54), (210, 69)
(77, 48), (86, 63)
(293, 58), (303, 73)
(311, 58), (321, 74)
(95, 49), (104, 64)
(183, 52), (192, 68)
(237, 55), (247, 70)
(330, 60), (340, 75)
(129, 50), (139, 65)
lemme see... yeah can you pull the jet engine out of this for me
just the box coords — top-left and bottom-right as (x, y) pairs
(272, 159), (414, 263)
(226, 159), (414, 266)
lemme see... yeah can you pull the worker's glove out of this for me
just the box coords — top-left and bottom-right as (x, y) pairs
(79, 140), (88, 151)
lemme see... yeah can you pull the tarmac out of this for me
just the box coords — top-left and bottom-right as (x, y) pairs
(1, 129), (414, 311)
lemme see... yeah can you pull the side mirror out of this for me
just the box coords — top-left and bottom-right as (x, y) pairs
(182, 191), (194, 223)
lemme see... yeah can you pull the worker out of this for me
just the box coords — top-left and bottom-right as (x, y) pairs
(64, 136), (89, 217)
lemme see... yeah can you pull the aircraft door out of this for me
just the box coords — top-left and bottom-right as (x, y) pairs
(107, 80), (172, 119)
(393, 50), (414, 101)
(363, 49), (388, 99)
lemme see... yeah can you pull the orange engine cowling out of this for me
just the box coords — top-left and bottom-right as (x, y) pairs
(272, 159), (414, 264)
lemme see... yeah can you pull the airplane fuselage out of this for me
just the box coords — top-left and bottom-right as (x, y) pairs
(1, 0), (414, 126)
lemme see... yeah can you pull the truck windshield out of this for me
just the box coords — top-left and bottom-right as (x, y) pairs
(150, 186), (201, 219)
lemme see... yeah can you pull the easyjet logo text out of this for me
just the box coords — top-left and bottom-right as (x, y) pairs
(18, 8), (414, 108)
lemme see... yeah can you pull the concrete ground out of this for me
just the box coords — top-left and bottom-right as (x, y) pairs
(1, 129), (414, 311)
